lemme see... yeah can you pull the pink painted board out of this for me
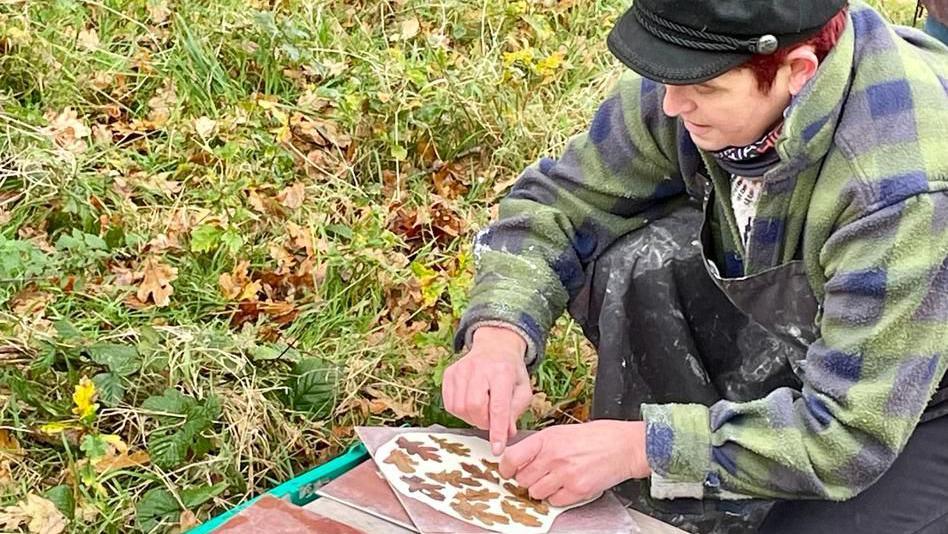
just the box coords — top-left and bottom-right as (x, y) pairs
(356, 426), (642, 534)
(317, 458), (418, 532)
(215, 494), (367, 534)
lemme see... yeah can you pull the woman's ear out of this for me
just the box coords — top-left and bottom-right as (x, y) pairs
(785, 46), (820, 96)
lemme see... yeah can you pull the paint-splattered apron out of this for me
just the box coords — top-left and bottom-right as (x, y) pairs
(567, 176), (948, 533)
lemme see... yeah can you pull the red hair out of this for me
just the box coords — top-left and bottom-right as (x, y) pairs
(742, 8), (849, 92)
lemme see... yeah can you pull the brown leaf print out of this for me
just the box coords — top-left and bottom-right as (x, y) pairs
(457, 487), (500, 502)
(401, 475), (446, 501)
(397, 436), (441, 461)
(503, 482), (550, 515)
(431, 436), (471, 456)
(427, 470), (480, 489)
(480, 459), (504, 480)
(450, 498), (510, 526)
(461, 462), (499, 484)
(501, 500), (543, 527)
(384, 449), (417, 474)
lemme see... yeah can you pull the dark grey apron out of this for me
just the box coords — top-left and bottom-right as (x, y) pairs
(567, 177), (948, 533)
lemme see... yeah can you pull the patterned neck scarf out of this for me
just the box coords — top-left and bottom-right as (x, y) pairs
(712, 122), (784, 178)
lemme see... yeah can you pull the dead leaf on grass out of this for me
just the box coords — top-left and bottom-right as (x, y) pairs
(43, 108), (91, 153)
(219, 261), (262, 302)
(0, 494), (68, 534)
(276, 182), (306, 209)
(193, 116), (217, 139)
(134, 256), (177, 307)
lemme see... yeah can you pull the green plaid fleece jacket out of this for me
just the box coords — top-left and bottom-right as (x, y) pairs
(455, 3), (948, 500)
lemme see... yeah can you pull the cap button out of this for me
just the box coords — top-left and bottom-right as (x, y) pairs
(755, 35), (778, 54)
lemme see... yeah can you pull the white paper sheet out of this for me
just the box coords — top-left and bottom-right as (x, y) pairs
(373, 432), (591, 534)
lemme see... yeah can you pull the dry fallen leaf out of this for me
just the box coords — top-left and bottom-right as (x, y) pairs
(77, 28), (100, 51)
(178, 510), (199, 531)
(0, 494), (68, 534)
(219, 261), (262, 302)
(94, 450), (150, 474)
(276, 182), (306, 209)
(0, 429), (22, 460)
(396, 16), (420, 41)
(146, 81), (177, 128)
(44, 108), (91, 153)
(193, 116), (217, 139)
(135, 256), (177, 307)
(147, 0), (172, 25)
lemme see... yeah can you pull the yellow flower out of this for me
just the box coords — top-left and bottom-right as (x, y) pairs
(536, 51), (565, 78)
(502, 48), (536, 68)
(72, 377), (99, 420)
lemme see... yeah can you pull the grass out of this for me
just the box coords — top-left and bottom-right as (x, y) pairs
(0, 0), (922, 532)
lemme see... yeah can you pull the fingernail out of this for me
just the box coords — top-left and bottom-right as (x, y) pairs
(492, 442), (502, 455)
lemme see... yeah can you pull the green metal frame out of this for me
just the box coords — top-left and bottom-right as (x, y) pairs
(187, 442), (369, 533)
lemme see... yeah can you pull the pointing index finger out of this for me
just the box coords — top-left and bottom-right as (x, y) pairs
(488, 374), (515, 455)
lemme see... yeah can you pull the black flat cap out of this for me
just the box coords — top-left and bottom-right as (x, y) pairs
(607, 0), (847, 85)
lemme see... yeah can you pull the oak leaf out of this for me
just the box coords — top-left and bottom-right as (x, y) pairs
(383, 449), (416, 474)
(0, 494), (68, 534)
(135, 257), (177, 307)
(426, 470), (480, 489)
(400, 475), (445, 501)
(461, 462), (499, 484)
(450, 498), (509, 526)
(397, 437), (440, 461)
(276, 182), (306, 210)
(503, 482), (549, 514)
(431, 436), (470, 456)
(501, 500), (542, 527)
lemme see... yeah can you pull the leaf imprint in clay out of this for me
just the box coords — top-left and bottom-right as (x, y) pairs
(397, 436), (441, 461)
(401, 475), (447, 501)
(384, 448), (417, 473)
